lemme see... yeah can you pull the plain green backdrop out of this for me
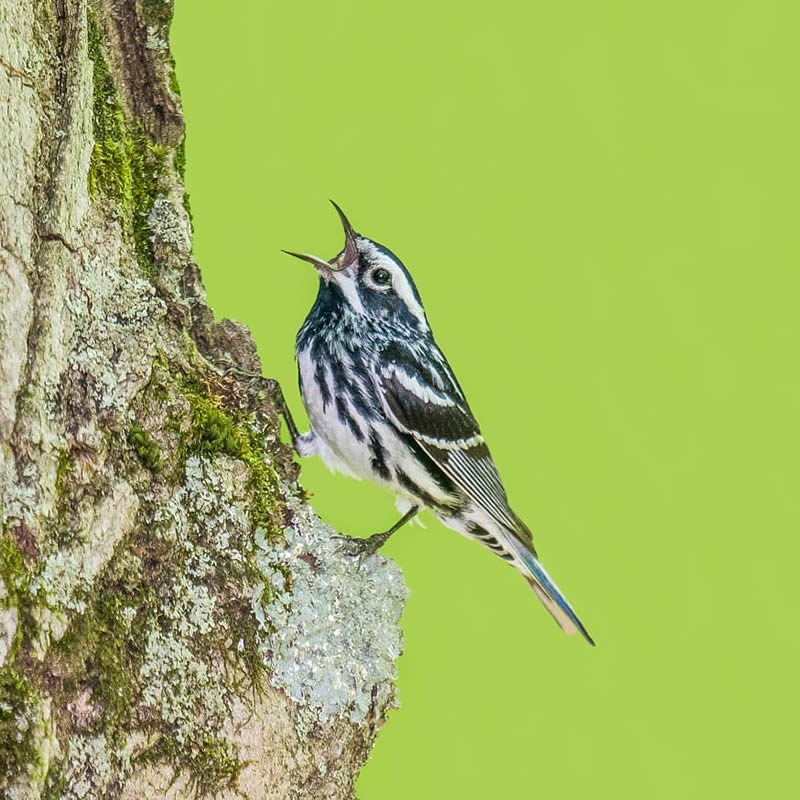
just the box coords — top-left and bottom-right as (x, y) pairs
(172, 2), (799, 797)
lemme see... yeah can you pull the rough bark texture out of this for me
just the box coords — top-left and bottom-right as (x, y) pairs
(0, 1), (407, 797)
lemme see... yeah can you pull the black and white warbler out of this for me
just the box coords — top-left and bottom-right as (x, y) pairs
(280, 202), (594, 645)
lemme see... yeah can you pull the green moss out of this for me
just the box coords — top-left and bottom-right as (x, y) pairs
(55, 449), (73, 497)
(153, 349), (169, 371)
(140, 733), (246, 799)
(53, 557), (158, 729)
(192, 402), (242, 459)
(168, 57), (181, 97)
(0, 667), (39, 784)
(174, 373), (283, 539)
(127, 425), (163, 473)
(42, 763), (67, 800)
(186, 736), (246, 797)
(53, 448), (79, 536)
(240, 423), (284, 538)
(173, 137), (193, 225)
(87, 10), (166, 276)
(0, 532), (29, 668)
(0, 531), (27, 592)
(174, 137), (186, 178)
(141, 0), (174, 29)
(182, 189), (193, 230)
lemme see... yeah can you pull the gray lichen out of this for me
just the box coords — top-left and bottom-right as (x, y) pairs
(254, 495), (408, 725)
(136, 454), (266, 750)
(32, 481), (138, 624)
(65, 251), (165, 422)
(60, 734), (116, 800)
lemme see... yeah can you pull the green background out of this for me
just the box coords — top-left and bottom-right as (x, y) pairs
(172, 2), (799, 797)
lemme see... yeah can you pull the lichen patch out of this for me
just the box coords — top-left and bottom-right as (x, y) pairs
(254, 493), (408, 725)
(32, 482), (138, 614)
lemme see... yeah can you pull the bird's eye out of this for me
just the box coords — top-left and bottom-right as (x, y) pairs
(371, 268), (391, 286)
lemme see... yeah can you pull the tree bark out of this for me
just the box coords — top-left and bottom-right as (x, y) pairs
(0, 1), (407, 797)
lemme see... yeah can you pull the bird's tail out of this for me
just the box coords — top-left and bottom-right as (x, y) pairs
(504, 533), (595, 646)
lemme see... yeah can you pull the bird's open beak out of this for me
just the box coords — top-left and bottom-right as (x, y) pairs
(329, 200), (359, 270)
(282, 201), (359, 279)
(281, 249), (334, 275)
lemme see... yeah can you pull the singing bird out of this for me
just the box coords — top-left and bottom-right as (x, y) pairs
(278, 203), (594, 645)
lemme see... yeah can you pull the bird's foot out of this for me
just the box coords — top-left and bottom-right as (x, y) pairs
(333, 531), (392, 567)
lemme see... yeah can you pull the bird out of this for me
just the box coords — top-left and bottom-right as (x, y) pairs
(277, 202), (594, 645)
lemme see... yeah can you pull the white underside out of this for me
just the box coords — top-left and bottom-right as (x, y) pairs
(297, 347), (457, 510)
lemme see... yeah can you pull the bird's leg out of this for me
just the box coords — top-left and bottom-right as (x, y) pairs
(335, 505), (420, 565)
(216, 357), (302, 452)
(259, 377), (302, 453)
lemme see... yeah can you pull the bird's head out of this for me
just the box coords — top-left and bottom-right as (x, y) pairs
(284, 202), (429, 331)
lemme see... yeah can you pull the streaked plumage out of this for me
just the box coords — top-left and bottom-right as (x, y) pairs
(285, 203), (594, 645)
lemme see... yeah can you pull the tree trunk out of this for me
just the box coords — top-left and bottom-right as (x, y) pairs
(0, 1), (407, 797)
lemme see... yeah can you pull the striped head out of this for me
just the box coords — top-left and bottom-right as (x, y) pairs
(285, 203), (430, 333)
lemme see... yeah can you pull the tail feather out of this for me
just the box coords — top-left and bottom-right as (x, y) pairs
(506, 535), (595, 646)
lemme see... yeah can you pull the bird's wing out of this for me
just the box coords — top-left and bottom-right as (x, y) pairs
(375, 338), (596, 645)
(374, 339), (533, 546)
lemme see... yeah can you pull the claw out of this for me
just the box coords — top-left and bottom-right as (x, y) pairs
(333, 532), (391, 568)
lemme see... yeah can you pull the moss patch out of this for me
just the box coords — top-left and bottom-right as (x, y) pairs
(142, 734), (246, 798)
(42, 762), (67, 800)
(127, 425), (163, 473)
(55, 449), (73, 498)
(1, 531), (27, 592)
(0, 531), (32, 667)
(0, 531), (40, 788)
(168, 57), (181, 98)
(52, 562), (156, 728)
(192, 402), (242, 459)
(174, 137), (186, 179)
(185, 736), (246, 797)
(173, 369), (285, 541)
(0, 667), (39, 784)
(87, 10), (166, 275)
(141, 0), (174, 29)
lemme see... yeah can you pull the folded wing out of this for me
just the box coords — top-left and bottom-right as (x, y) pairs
(375, 339), (533, 547)
(374, 337), (595, 645)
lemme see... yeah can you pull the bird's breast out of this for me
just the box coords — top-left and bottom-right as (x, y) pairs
(296, 344), (384, 483)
